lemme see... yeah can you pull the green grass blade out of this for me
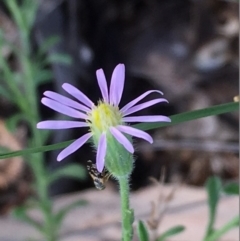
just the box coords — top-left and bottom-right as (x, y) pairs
(0, 102), (238, 159)
(0, 140), (73, 159)
(135, 102), (238, 131)
(157, 225), (185, 241)
(204, 176), (222, 238)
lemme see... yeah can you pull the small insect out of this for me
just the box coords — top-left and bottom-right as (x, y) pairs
(87, 160), (111, 190)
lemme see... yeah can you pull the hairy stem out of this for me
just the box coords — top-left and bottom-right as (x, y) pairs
(118, 176), (134, 241)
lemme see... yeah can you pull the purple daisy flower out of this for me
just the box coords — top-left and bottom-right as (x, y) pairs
(37, 64), (171, 172)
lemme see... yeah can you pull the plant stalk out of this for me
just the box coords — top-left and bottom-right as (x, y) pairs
(118, 176), (134, 241)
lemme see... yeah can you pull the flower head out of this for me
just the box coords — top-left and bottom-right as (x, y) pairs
(37, 64), (171, 174)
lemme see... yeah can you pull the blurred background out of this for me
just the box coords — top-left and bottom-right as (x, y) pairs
(0, 0), (239, 213)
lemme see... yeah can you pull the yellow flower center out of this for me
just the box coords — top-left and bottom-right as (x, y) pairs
(88, 102), (122, 132)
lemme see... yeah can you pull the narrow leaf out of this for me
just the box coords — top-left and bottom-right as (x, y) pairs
(205, 176), (222, 237)
(0, 139), (73, 159)
(47, 53), (72, 65)
(37, 36), (60, 56)
(135, 102), (239, 131)
(12, 206), (43, 232)
(0, 85), (11, 101)
(137, 220), (149, 241)
(157, 225), (185, 241)
(34, 69), (53, 85)
(48, 163), (87, 184)
(54, 200), (87, 228)
(0, 102), (238, 159)
(223, 183), (239, 196)
(21, 0), (38, 30)
(5, 113), (30, 132)
(205, 216), (239, 241)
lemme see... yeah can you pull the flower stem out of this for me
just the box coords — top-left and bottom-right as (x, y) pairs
(118, 176), (134, 241)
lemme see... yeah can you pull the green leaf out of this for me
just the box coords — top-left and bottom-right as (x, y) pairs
(137, 220), (149, 241)
(12, 72), (22, 85)
(204, 216), (239, 241)
(5, 114), (20, 132)
(0, 102), (238, 159)
(0, 139), (73, 159)
(12, 206), (43, 232)
(0, 85), (11, 101)
(34, 69), (53, 85)
(157, 225), (185, 241)
(47, 53), (72, 65)
(21, 0), (38, 30)
(223, 183), (239, 196)
(37, 36), (60, 56)
(0, 49), (27, 110)
(54, 200), (87, 229)
(135, 102), (239, 131)
(205, 176), (222, 238)
(5, 113), (30, 132)
(48, 163), (87, 184)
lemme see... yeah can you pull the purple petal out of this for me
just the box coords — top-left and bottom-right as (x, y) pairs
(109, 126), (134, 153)
(123, 98), (168, 116)
(37, 121), (88, 129)
(41, 98), (88, 119)
(62, 83), (94, 108)
(116, 125), (153, 143)
(57, 133), (92, 161)
(123, 116), (171, 123)
(44, 91), (90, 112)
(109, 64), (125, 106)
(96, 69), (109, 103)
(96, 133), (107, 172)
(120, 90), (164, 113)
